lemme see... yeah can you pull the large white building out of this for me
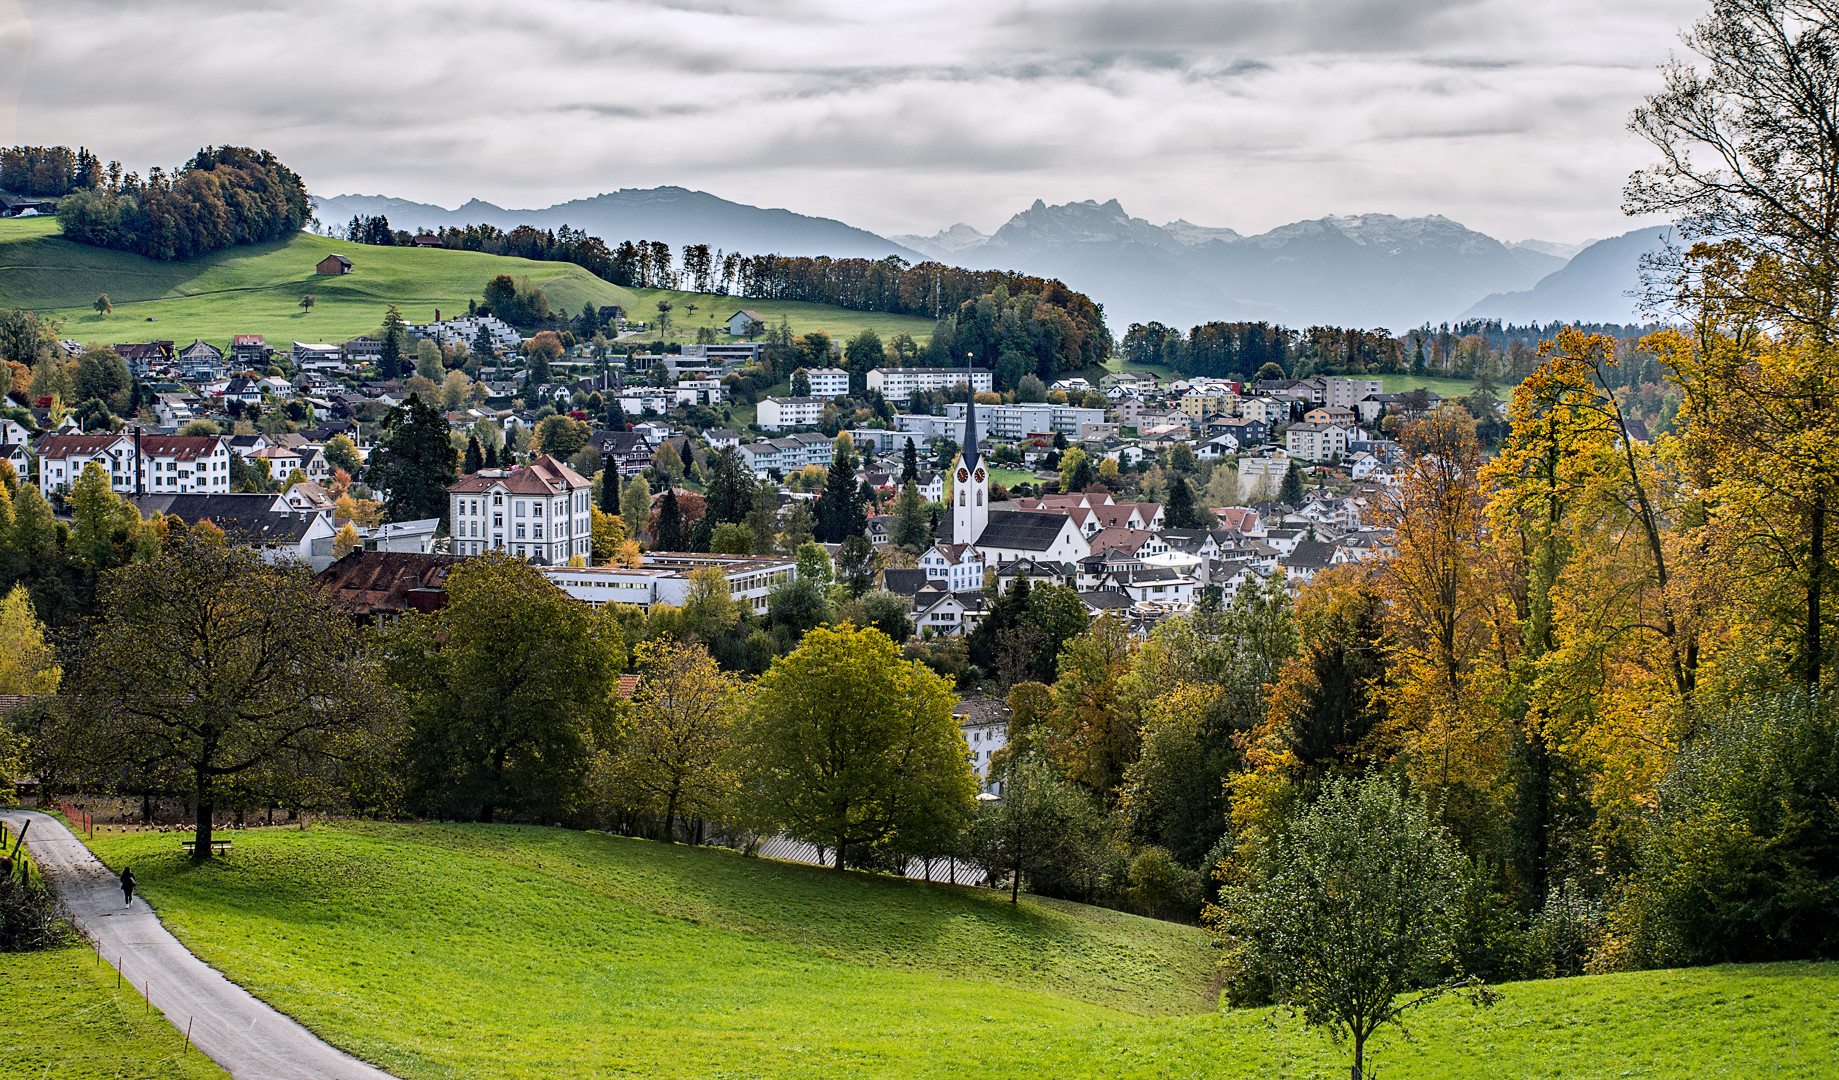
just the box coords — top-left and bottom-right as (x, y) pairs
(543, 553), (797, 617)
(867, 366), (993, 404)
(1285, 422), (1353, 462)
(797, 367), (851, 400)
(940, 402), (1090, 564)
(738, 433), (836, 475)
(446, 455), (594, 565)
(35, 433), (233, 498)
(757, 396), (826, 432)
(940, 402), (1106, 439)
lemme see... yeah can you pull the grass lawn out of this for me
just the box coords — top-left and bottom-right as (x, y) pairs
(988, 466), (1040, 489)
(621, 286), (935, 349)
(0, 219), (932, 354)
(0, 943), (230, 1080)
(77, 822), (1839, 1080)
(1380, 373), (1516, 402)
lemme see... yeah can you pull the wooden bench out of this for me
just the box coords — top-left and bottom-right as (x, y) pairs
(178, 838), (233, 856)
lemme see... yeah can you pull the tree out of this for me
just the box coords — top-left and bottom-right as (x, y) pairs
(740, 625), (977, 868)
(710, 522), (754, 555)
(902, 438), (919, 482)
(1280, 460), (1305, 505)
(535, 414), (590, 460)
(853, 589), (914, 643)
(299, 294), (315, 313)
(836, 534), (876, 597)
(655, 486), (685, 550)
(1163, 474), (1206, 529)
(653, 441), (684, 484)
(378, 305), (408, 379)
(604, 638), (741, 841)
(0, 584), (59, 694)
(1049, 615), (1139, 799)
(589, 505), (628, 563)
(440, 369), (471, 410)
(323, 434), (362, 477)
(333, 523), (362, 558)
(1015, 374), (1047, 402)
(92, 293), (111, 316)
(53, 538), (395, 860)
(463, 435), (484, 475)
(969, 754), (1105, 902)
(892, 480), (932, 550)
(791, 368), (811, 397)
(1217, 773), (1497, 1080)
(1059, 447), (1094, 492)
(382, 551), (617, 822)
(621, 474), (652, 542)
(368, 394), (457, 525)
(74, 349), (129, 413)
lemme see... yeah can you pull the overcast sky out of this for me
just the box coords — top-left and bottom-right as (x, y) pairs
(3, 0), (1707, 244)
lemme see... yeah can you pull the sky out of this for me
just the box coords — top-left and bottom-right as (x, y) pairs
(2, 0), (1708, 245)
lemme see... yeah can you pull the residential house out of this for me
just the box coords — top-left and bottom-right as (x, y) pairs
(797, 367), (851, 399)
(1285, 421), (1353, 462)
(866, 366), (993, 404)
(910, 582), (988, 637)
(231, 334), (268, 367)
(128, 492), (338, 569)
(316, 551), (459, 624)
(919, 542), (985, 592)
(725, 310), (766, 337)
(758, 396), (825, 432)
(35, 433), (232, 497)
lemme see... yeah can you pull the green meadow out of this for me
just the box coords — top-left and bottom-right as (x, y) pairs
(0, 219), (933, 354)
(47, 822), (1836, 1080)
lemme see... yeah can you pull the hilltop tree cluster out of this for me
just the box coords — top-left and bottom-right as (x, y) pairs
(0, 145), (103, 197)
(54, 146), (310, 261)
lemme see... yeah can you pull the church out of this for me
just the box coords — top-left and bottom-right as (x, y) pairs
(938, 382), (1090, 566)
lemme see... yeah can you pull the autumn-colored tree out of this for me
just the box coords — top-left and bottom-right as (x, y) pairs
(1373, 409), (1518, 802)
(1048, 614), (1140, 801)
(0, 584), (59, 694)
(603, 637), (741, 841)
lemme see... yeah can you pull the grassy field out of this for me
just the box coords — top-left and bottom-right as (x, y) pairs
(73, 822), (1839, 1080)
(0, 945), (230, 1080)
(620, 286), (936, 348)
(989, 466), (1041, 489)
(0, 219), (933, 353)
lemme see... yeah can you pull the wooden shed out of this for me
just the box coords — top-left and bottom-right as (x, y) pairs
(315, 254), (353, 276)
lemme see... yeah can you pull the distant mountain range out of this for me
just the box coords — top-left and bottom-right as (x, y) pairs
(1461, 227), (1671, 325)
(313, 186), (1663, 332)
(311, 188), (927, 263)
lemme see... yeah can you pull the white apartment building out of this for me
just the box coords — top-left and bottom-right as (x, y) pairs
(409, 315), (522, 352)
(737, 433), (835, 475)
(543, 553), (797, 616)
(866, 366), (993, 404)
(1317, 376), (1384, 409)
(1285, 422), (1353, 462)
(757, 396), (826, 431)
(446, 455), (594, 565)
(939, 402), (1106, 439)
(36, 433), (233, 498)
(798, 367), (851, 399)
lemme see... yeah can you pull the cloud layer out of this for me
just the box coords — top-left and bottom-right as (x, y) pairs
(13, 0), (1707, 243)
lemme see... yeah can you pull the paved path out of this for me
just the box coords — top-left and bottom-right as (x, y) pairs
(2, 810), (398, 1080)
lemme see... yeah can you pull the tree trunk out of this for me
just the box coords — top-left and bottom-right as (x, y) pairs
(1810, 493), (1826, 687)
(835, 836), (846, 870)
(478, 800), (495, 824)
(1011, 849), (1022, 903)
(1352, 1026), (1366, 1080)
(193, 797), (214, 863)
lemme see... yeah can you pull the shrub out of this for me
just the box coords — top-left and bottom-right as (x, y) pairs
(0, 866), (68, 952)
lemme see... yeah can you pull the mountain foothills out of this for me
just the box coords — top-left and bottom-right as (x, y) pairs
(318, 188), (1665, 330)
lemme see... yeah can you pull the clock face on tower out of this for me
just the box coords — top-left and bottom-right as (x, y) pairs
(957, 468), (969, 482)
(973, 467), (986, 483)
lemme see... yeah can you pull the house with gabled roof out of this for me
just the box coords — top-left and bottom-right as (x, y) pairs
(446, 455), (594, 565)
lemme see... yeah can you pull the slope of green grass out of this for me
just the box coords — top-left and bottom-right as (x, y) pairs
(0, 219), (935, 353)
(620, 285), (935, 348)
(0, 944), (230, 1080)
(79, 822), (1839, 1080)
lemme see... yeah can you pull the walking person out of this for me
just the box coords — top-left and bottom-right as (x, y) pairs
(120, 866), (135, 908)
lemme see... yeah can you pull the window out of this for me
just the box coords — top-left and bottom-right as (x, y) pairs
(534, 524), (544, 539)
(516, 524), (526, 539)
(493, 494), (503, 505)
(493, 514), (503, 528)
(516, 502), (525, 517)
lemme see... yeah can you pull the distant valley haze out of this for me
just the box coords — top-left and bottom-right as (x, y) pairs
(4, 0), (1704, 329)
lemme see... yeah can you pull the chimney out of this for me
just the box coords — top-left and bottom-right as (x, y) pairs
(135, 425), (143, 498)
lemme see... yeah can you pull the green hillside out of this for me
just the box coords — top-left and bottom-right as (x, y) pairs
(0, 219), (934, 352)
(62, 822), (1837, 1080)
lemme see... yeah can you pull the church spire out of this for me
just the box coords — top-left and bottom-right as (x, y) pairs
(961, 350), (980, 469)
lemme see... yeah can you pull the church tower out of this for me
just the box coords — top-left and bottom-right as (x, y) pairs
(953, 361), (989, 544)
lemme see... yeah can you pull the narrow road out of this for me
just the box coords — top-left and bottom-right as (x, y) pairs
(2, 810), (399, 1080)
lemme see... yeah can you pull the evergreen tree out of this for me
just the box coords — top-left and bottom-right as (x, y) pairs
(902, 438), (919, 482)
(472, 324), (494, 363)
(598, 464), (621, 515)
(484, 440), (500, 469)
(656, 487), (685, 551)
(814, 449), (862, 544)
(791, 368), (812, 397)
(704, 447), (753, 526)
(605, 398), (628, 432)
(1280, 461), (1305, 506)
(463, 435), (484, 475)
(893, 480), (932, 549)
(379, 305), (409, 380)
(368, 394), (458, 526)
(1164, 475), (1206, 529)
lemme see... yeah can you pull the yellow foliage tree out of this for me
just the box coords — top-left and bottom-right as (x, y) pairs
(0, 584), (60, 694)
(333, 523), (362, 558)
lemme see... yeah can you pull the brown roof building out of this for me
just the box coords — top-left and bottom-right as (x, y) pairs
(447, 455), (594, 565)
(316, 551), (461, 622)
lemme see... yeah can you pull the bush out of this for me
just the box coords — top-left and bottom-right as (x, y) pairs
(1621, 690), (1839, 966)
(0, 867), (68, 952)
(1123, 846), (1203, 922)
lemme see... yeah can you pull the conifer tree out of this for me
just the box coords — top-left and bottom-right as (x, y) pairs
(368, 394), (457, 525)
(656, 487), (685, 551)
(463, 435), (484, 475)
(1280, 461), (1306, 506)
(902, 438), (919, 482)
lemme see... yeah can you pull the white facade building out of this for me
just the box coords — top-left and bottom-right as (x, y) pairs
(757, 396), (826, 432)
(543, 553), (796, 617)
(36, 433), (232, 498)
(446, 455), (594, 565)
(799, 367), (851, 400)
(867, 366), (992, 404)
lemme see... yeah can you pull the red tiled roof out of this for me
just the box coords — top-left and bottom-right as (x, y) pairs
(447, 455), (591, 496)
(37, 434), (225, 461)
